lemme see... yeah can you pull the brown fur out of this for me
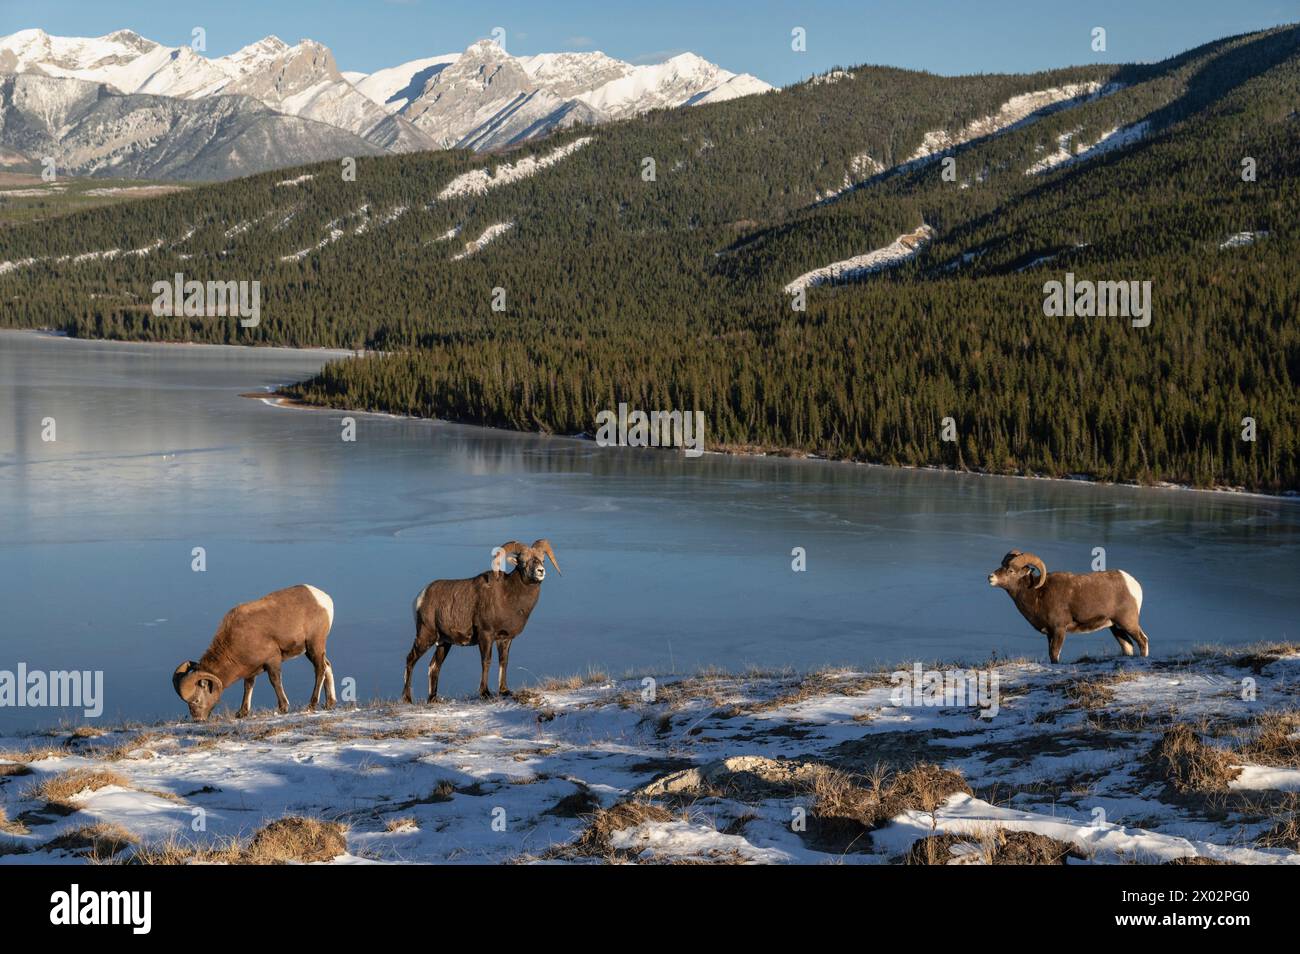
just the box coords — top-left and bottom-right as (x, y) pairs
(402, 540), (559, 702)
(172, 584), (335, 721)
(988, 550), (1150, 663)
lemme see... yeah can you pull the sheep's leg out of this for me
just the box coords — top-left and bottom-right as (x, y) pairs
(1047, 630), (1067, 664)
(427, 643), (450, 702)
(237, 678), (255, 718)
(266, 663), (290, 713)
(1114, 609), (1150, 658)
(322, 658), (336, 709)
(403, 633), (430, 704)
(478, 639), (493, 698)
(1110, 626), (1136, 657)
(497, 639), (513, 696)
(306, 648), (327, 711)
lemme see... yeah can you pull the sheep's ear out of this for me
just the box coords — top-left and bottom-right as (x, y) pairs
(1001, 550), (1021, 567)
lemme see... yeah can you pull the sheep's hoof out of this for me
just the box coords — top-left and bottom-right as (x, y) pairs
(401, 693), (413, 704)
(235, 709), (250, 719)
(500, 688), (512, 698)
(479, 689), (492, 699)
(277, 705), (289, 714)
(426, 695), (439, 704)
(306, 703), (318, 712)
(323, 699), (336, 710)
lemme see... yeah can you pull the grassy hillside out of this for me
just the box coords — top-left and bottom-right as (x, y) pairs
(1, 26), (1297, 490)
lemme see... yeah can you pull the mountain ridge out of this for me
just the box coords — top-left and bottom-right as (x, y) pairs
(0, 27), (772, 176)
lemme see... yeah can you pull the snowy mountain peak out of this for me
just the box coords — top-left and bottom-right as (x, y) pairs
(0, 26), (773, 166)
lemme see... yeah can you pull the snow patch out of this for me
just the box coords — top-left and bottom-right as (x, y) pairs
(1220, 231), (1270, 249)
(450, 222), (515, 260)
(436, 137), (593, 200)
(784, 224), (934, 294)
(1026, 121), (1149, 174)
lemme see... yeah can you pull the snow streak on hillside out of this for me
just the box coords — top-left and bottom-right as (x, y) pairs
(436, 137), (594, 200)
(1026, 121), (1150, 174)
(451, 223), (515, 260)
(907, 83), (1112, 162)
(784, 225), (934, 293)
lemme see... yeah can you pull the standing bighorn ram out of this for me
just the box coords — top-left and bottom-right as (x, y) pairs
(988, 550), (1150, 663)
(403, 539), (560, 702)
(172, 584), (336, 721)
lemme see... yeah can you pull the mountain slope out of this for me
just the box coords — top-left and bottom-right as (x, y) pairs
(1, 25), (1296, 490)
(0, 73), (384, 180)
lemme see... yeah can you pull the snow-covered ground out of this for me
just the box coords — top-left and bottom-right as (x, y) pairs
(3, 646), (1298, 865)
(784, 224), (934, 294)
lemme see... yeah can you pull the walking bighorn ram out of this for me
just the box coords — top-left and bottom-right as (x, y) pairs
(987, 550), (1150, 663)
(403, 539), (560, 702)
(172, 584), (336, 721)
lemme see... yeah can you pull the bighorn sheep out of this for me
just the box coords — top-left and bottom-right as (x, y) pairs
(402, 540), (560, 703)
(988, 551), (1149, 663)
(172, 584), (336, 721)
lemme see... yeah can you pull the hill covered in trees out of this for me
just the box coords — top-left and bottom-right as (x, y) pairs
(1, 26), (1297, 491)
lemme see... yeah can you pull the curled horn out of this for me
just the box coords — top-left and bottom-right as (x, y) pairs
(1000, 550), (1022, 567)
(1011, 552), (1047, 588)
(173, 661), (221, 702)
(496, 541), (528, 572)
(532, 539), (561, 575)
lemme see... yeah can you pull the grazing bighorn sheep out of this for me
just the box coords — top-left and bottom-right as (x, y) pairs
(172, 584), (336, 721)
(988, 550), (1149, 663)
(402, 539), (560, 703)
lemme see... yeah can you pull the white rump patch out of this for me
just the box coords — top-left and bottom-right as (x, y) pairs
(412, 586), (429, 624)
(304, 585), (334, 627)
(1119, 571), (1143, 610)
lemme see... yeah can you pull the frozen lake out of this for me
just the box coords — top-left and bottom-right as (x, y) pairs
(2, 329), (1298, 729)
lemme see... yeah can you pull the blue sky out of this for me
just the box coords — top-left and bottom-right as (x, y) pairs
(4, 0), (1295, 85)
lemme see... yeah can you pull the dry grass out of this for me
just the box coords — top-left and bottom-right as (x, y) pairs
(65, 726), (108, 742)
(1151, 723), (1242, 795)
(809, 763), (971, 852)
(384, 817), (418, 833)
(123, 834), (244, 865)
(46, 822), (138, 860)
(1227, 642), (1300, 673)
(0, 746), (63, 765)
(85, 731), (168, 762)
(558, 800), (677, 860)
(1234, 711), (1300, 768)
(742, 668), (891, 715)
(243, 817), (348, 864)
(535, 668), (610, 692)
(905, 828), (1080, 865)
(0, 805), (29, 836)
(25, 768), (129, 810)
(1066, 679), (1118, 709)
